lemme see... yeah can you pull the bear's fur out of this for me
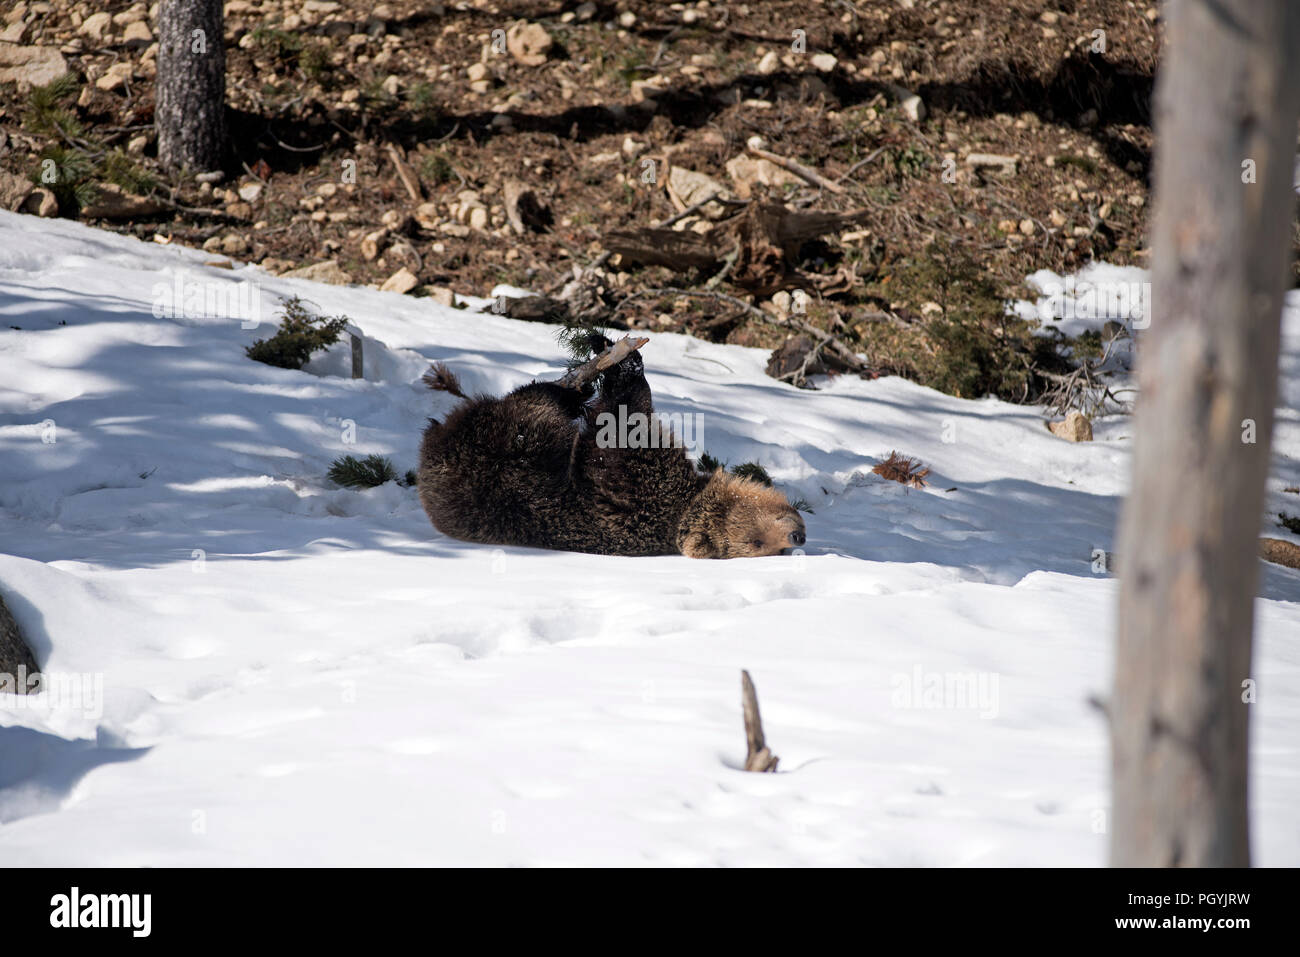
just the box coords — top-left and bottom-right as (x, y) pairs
(417, 347), (805, 558)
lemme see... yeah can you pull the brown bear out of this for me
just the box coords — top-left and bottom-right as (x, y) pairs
(417, 344), (805, 558)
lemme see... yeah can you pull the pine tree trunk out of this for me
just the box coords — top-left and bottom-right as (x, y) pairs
(155, 0), (226, 173)
(1112, 0), (1300, 867)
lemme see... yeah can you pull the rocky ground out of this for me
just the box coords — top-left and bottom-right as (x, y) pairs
(0, 0), (1193, 396)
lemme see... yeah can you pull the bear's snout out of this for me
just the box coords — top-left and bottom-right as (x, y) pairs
(789, 529), (805, 547)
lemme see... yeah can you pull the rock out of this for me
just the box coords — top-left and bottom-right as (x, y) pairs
(1048, 411), (1093, 442)
(1019, 218), (1035, 236)
(666, 166), (731, 215)
(1260, 537), (1300, 569)
(238, 182), (263, 203)
(468, 206), (489, 231)
(810, 52), (837, 73)
(79, 11), (112, 41)
(282, 260), (353, 285)
(618, 11), (637, 28)
(425, 285), (456, 307)
(724, 153), (801, 199)
(1, 21), (27, 43)
(887, 83), (925, 122)
(502, 179), (550, 235)
(122, 20), (151, 46)
(380, 266), (419, 294)
(629, 78), (666, 104)
(80, 183), (167, 219)
(506, 21), (552, 66)
(21, 187), (57, 217)
(0, 42), (68, 89)
(757, 50), (780, 75)
(0, 169), (34, 211)
(95, 62), (134, 91)
(303, 0), (341, 12)
(0, 591), (40, 691)
(127, 134), (148, 154)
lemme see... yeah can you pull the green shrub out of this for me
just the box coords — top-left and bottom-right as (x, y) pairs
(246, 297), (349, 369)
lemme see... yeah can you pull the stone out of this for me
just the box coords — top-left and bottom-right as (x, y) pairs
(1, 21), (27, 43)
(0, 168), (34, 211)
(0, 42), (68, 89)
(725, 153), (800, 198)
(21, 187), (57, 217)
(810, 53), (837, 72)
(282, 260), (353, 285)
(238, 182), (263, 202)
(79, 11), (112, 40)
(506, 21), (552, 66)
(1048, 411), (1093, 442)
(122, 21), (152, 46)
(95, 62), (134, 91)
(757, 50), (780, 75)
(666, 165), (731, 215)
(380, 266), (419, 294)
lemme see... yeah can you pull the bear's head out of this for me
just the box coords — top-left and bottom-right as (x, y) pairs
(679, 472), (807, 559)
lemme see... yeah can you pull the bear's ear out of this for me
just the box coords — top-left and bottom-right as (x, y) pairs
(680, 529), (720, 559)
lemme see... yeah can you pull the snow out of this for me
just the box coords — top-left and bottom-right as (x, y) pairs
(1, 209), (1297, 866)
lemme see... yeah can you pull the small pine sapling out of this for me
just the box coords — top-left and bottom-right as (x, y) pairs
(246, 297), (350, 369)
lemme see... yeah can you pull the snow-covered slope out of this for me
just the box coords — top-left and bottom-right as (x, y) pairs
(1, 210), (1297, 866)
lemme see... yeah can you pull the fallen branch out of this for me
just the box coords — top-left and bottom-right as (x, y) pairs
(742, 670), (779, 772)
(747, 144), (845, 195)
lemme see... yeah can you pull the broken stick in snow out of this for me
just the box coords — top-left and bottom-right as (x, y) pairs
(555, 335), (649, 391)
(742, 669), (779, 772)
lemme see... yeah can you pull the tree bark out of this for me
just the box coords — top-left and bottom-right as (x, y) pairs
(1112, 0), (1300, 867)
(156, 0), (226, 173)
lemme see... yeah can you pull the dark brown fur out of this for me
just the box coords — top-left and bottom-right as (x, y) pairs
(417, 351), (805, 558)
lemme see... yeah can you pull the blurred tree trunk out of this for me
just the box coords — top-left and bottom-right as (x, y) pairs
(1112, 0), (1300, 867)
(156, 0), (226, 173)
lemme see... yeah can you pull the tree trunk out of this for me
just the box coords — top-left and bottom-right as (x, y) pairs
(155, 0), (226, 173)
(1112, 0), (1300, 867)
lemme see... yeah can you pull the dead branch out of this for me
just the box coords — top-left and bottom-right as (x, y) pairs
(555, 335), (649, 391)
(742, 670), (779, 773)
(386, 143), (423, 202)
(747, 144), (845, 195)
(872, 451), (930, 489)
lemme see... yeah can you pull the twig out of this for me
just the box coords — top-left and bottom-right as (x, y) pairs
(747, 145), (845, 195)
(387, 143), (423, 202)
(742, 670), (779, 773)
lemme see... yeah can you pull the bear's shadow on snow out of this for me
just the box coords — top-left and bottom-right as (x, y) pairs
(0, 725), (149, 825)
(6, 286), (1300, 603)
